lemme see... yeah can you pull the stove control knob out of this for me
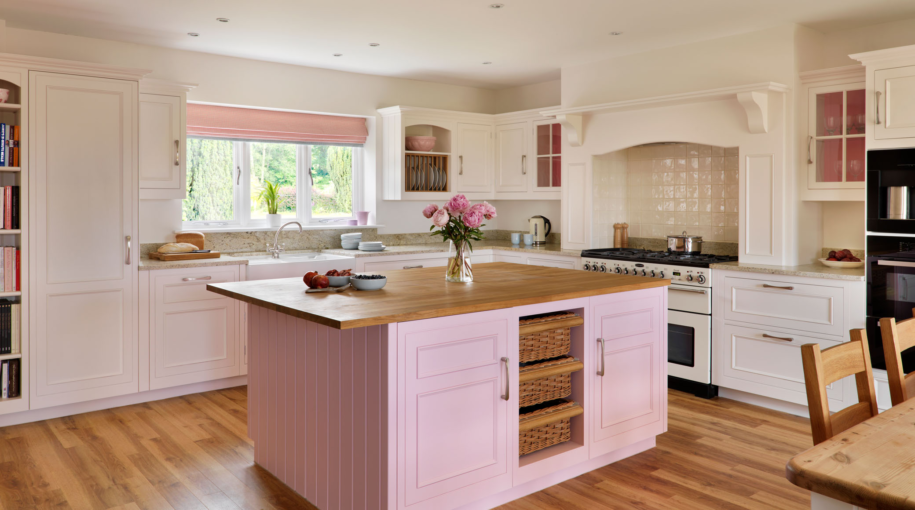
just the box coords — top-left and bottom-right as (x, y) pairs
(599, 265), (607, 273)
(614, 267), (622, 274)
(687, 274), (694, 282)
(650, 270), (656, 277)
(583, 263), (591, 271)
(641, 269), (647, 276)
(697, 275), (706, 284)
(624, 268), (630, 275)
(659, 271), (665, 278)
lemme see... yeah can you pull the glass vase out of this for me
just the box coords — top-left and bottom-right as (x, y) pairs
(446, 240), (473, 283)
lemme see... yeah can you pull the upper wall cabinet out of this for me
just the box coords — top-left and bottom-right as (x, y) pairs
(799, 66), (866, 201)
(852, 44), (915, 151)
(378, 106), (560, 201)
(139, 79), (196, 200)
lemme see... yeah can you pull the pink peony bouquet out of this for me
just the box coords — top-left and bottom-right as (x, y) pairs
(423, 195), (496, 282)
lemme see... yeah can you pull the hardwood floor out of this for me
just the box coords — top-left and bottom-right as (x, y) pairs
(0, 387), (814, 510)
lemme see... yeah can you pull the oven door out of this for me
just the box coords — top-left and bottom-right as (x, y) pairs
(870, 258), (915, 319)
(668, 309), (712, 384)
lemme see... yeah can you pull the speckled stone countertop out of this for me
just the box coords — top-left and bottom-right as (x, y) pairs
(140, 243), (577, 270)
(709, 261), (865, 281)
(322, 241), (577, 258)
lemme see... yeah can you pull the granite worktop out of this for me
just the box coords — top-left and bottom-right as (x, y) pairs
(709, 261), (865, 281)
(139, 255), (250, 271)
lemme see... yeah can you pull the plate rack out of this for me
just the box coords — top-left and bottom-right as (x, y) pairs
(405, 154), (449, 192)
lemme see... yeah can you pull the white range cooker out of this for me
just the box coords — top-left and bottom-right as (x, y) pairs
(580, 248), (738, 398)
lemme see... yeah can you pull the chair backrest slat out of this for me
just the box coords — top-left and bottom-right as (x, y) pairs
(880, 312), (915, 407)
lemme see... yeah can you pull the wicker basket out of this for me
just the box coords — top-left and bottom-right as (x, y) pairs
(518, 312), (583, 363)
(519, 400), (583, 455)
(519, 356), (584, 407)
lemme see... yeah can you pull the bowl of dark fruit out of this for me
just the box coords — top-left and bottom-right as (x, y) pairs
(351, 274), (387, 291)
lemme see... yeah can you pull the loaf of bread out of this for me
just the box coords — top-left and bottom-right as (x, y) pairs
(158, 243), (199, 254)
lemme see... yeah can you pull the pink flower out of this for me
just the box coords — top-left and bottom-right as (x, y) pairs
(422, 203), (439, 219)
(470, 201), (497, 220)
(445, 194), (471, 215)
(432, 208), (450, 227)
(463, 209), (484, 229)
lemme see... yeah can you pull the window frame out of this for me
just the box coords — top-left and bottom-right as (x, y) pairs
(182, 137), (362, 228)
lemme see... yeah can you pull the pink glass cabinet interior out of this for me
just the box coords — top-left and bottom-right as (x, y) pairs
(812, 88), (865, 184)
(537, 123), (562, 187)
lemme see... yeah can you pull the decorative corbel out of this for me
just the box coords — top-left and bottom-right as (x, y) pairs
(554, 114), (583, 147)
(736, 90), (769, 134)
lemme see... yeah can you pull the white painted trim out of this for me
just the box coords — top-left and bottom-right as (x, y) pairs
(851, 43), (915, 67)
(799, 65), (866, 85)
(719, 387), (811, 418)
(0, 52), (150, 80)
(737, 91), (769, 133)
(176, 224), (384, 234)
(0, 376), (247, 427)
(377, 105), (493, 122)
(140, 78), (197, 95)
(540, 82), (789, 117)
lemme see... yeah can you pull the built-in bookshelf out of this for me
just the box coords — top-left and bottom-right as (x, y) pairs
(0, 67), (27, 413)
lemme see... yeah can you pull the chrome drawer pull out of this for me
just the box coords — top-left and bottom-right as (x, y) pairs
(182, 276), (212, 282)
(501, 357), (510, 401)
(597, 338), (606, 376)
(126, 236), (131, 265)
(762, 333), (793, 342)
(763, 284), (794, 291)
(671, 287), (708, 294)
(174, 140), (180, 166)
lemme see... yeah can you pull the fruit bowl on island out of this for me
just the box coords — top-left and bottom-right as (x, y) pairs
(818, 249), (863, 269)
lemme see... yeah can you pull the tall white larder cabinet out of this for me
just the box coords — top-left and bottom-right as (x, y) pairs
(30, 72), (140, 409)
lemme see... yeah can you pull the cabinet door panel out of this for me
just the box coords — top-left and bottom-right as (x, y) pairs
(31, 72), (138, 408)
(590, 288), (666, 458)
(399, 310), (511, 509)
(139, 94), (181, 189)
(494, 122), (527, 192)
(876, 66), (915, 140)
(456, 123), (492, 193)
(526, 255), (577, 269)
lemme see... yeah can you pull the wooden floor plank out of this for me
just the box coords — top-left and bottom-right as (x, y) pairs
(0, 387), (815, 510)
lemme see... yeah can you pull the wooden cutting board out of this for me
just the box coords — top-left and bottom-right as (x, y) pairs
(149, 251), (221, 261)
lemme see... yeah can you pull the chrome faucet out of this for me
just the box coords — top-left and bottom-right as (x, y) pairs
(267, 221), (303, 258)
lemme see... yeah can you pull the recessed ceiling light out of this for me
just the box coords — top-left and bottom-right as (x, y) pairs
(369, 43), (380, 47)
(490, 3), (504, 8)
(482, 61), (492, 65)
(610, 31), (623, 36)
(333, 53), (343, 57)
(216, 18), (229, 23)
(187, 32), (199, 37)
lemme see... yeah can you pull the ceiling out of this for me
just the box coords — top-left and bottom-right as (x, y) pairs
(2, 0), (915, 89)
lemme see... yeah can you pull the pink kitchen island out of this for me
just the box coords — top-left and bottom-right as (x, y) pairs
(208, 262), (669, 510)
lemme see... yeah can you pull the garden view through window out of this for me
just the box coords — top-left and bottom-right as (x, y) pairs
(183, 138), (356, 225)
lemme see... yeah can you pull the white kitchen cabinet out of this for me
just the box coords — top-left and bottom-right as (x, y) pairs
(494, 253), (523, 264)
(30, 72), (140, 409)
(456, 123), (493, 194)
(148, 266), (241, 390)
(494, 122), (528, 193)
(799, 66), (866, 201)
(139, 80), (194, 199)
(875, 65), (915, 141)
(561, 162), (591, 251)
(525, 253), (579, 269)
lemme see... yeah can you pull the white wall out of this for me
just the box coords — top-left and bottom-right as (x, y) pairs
(821, 202), (865, 250)
(492, 200), (561, 235)
(495, 80), (561, 114)
(818, 18), (915, 70)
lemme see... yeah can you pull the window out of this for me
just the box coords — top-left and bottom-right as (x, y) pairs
(183, 138), (360, 227)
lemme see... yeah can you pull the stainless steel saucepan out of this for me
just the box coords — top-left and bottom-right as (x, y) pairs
(667, 231), (703, 254)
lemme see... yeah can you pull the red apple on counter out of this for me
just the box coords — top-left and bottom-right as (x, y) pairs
(304, 271), (318, 287)
(312, 275), (329, 289)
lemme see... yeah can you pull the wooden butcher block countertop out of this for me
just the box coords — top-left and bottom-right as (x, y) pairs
(207, 262), (668, 330)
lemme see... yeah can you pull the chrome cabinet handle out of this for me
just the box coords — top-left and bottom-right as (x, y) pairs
(500, 357), (510, 401)
(522, 154), (527, 175)
(182, 276), (212, 282)
(597, 338), (605, 376)
(403, 265), (423, 269)
(670, 287), (708, 294)
(880, 260), (915, 268)
(806, 136), (813, 165)
(763, 284), (794, 291)
(876, 91), (883, 125)
(762, 333), (793, 342)
(125, 235), (131, 265)
(236, 166), (241, 185)
(459, 155), (464, 175)
(174, 140), (180, 166)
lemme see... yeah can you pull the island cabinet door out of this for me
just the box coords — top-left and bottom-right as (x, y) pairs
(398, 309), (513, 510)
(590, 287), (667, 458)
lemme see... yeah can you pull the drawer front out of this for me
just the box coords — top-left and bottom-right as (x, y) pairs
(526, 255), (578, 269)
(715, 322), (848, 407)
(155, 266), (240, 305)
(362, 256), (448, 272)
(723, 276), (844, 337)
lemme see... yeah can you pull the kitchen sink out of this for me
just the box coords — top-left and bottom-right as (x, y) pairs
(245, 253), (356, 281)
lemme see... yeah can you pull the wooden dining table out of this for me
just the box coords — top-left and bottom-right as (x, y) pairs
(787, 400), (915, 509)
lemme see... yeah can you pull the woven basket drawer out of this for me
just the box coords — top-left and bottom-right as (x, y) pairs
(518, 312), (583, 363)
(518, 356), (584, 407)
(518, 400), (583, 456)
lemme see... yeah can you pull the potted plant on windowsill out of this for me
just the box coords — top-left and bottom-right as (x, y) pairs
(258, 180), (284, 228)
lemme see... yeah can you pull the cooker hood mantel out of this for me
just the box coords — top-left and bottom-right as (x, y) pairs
(540, 81), (789, 146)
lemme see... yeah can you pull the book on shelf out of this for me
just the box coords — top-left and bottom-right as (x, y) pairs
(0, 248), (18, 293)
(0, 359), (18, 399)
(0, 302), (19, 355)
(0, 124), (19, 168)
(0, 186), (20, 230)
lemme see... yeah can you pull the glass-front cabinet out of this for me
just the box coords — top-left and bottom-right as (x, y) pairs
(535, 121), (561, 190)
(806, 81), (866, 195)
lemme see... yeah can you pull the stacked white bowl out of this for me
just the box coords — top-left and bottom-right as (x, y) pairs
(358, 241), (386, 252)
(340, 232), (362, 250)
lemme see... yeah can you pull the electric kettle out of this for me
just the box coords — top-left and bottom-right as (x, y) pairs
(528, 216), (552, 246)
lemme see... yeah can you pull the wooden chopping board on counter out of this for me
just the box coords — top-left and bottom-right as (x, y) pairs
(149, 250), (221, 261)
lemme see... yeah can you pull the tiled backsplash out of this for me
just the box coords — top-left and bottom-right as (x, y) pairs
(593, 142), (739, 246)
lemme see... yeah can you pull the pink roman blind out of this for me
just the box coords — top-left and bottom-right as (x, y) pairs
(187, 103), (368, 145)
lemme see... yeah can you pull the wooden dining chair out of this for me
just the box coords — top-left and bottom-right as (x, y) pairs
(880, 313), (915, 406)
(801, 330), (879, 445)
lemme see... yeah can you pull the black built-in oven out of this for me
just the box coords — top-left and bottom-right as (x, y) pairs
(867, 235), (915, 371)
(868, 148), (915, 234)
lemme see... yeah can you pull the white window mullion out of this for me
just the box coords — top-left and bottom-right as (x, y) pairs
(352, 147), (363, 214)
(237, 142), (252, 226)
(298, 145), (312, 224)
